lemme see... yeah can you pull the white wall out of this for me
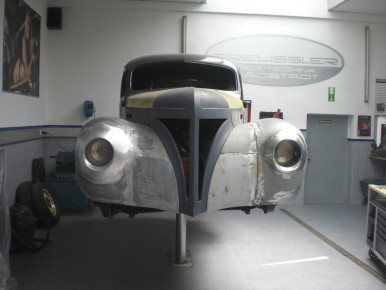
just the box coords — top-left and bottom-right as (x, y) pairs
(0, 0), (48, 128)
(187, 13), (375, 135)
(46, 7), (182, 125)
(2, 0), (386, 139)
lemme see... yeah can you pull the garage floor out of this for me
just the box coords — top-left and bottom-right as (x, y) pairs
(9, 204), (386, 290)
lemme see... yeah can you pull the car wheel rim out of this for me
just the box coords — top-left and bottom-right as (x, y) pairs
(43, 189), (57, 216)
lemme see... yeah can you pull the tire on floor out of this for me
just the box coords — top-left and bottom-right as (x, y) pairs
(32, 158), (46, 183)
(31, 182), (60, 227)
(15, 181), (36, 215)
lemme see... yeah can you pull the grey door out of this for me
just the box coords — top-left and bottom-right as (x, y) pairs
(304, 114), (348, 204)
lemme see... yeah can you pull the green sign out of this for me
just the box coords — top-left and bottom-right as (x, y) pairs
(319, 119), (333, 125)
(328, 87), (335, 102)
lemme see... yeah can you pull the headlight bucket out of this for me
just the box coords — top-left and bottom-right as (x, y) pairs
(263, 128), (307, 175)
(75, 117), (179, 212)
(85, 138), (114, 168)
(274, 139), (301, 167)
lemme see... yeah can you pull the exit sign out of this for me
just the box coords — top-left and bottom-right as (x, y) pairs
(319, 119), (333, 125)
(328, 87), (335, 102)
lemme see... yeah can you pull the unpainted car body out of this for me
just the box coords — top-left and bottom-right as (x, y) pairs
(75, 54), (307, 217)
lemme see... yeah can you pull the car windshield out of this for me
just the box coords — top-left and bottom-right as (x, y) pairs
(131, 62), (237, 91)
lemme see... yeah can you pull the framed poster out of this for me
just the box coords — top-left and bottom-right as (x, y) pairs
(2, 0), (41, 97)
(358, 115), (371, 137)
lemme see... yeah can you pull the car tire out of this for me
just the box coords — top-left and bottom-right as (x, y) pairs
(15, 181), (36, 215)
(32, 158), (46, 183)
(31, 182), (60, 227)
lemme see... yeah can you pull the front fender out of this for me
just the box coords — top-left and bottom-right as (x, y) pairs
(75, 117), (179, 212)
(207, 118), (307, 211)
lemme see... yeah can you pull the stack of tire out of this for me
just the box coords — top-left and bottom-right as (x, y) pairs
(15, 158), (60, 227)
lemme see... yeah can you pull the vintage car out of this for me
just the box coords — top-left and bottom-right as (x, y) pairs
(75, 54), (307, 218)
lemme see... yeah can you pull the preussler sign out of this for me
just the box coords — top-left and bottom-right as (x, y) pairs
(206, 35), (344, 86)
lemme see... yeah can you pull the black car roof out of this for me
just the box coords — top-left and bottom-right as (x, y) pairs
(124, 54), (240, 73)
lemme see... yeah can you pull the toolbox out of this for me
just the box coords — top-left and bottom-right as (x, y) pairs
(366, 184), (386, 265)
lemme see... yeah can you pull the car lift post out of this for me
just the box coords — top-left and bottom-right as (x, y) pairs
(168, 15), (192, 268)
(169, 213), (192, 267)
(175, 213), (187, 264)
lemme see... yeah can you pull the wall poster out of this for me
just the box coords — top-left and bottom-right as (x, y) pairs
(358, 115), (371, 137)
(2, 0), (40, 97)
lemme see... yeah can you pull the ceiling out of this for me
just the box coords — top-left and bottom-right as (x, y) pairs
(328, 0), (386, 16)
(50, 0), (386, 17)
(140, 0), (386, 16)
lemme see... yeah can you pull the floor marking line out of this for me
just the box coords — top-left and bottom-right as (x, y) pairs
(263, 256), (329, 266)
(280, 208), (386, 284)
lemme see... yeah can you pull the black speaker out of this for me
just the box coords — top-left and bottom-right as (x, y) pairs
(47, 7), (62, 30)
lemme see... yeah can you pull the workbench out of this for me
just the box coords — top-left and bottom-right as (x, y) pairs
(367, 184), (386, 265)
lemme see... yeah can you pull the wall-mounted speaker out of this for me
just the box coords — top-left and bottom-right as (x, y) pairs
(377, 103), (385, 112)
(47, 7), (62, 30)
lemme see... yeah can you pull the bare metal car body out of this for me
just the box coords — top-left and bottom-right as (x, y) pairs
(75, 54), (307, 217)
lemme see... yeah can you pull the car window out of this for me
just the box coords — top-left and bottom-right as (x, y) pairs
(131, 62), (237, 91)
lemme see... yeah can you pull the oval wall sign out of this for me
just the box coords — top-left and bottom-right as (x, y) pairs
(206, 35), (344, 86)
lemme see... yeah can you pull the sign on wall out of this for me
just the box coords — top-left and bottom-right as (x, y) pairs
(2, 0), (41, 97)
(358, 115), (371, 136)
(328, 87), (335, 102)
(206, 35), (344, 87)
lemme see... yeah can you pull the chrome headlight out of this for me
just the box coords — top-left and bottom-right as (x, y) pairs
(274, 139), (302, 167)
(263, 128), (307, 174)
(85, 138), (114, 168)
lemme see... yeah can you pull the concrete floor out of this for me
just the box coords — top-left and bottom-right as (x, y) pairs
(9, 204), (386, 290)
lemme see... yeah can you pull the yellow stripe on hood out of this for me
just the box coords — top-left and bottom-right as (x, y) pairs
(214, 91), (243, 109)
(125, 89), (176, 108)
(125, 88), (243, 109)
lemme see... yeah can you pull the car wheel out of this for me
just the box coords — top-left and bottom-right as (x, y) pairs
(31, 182), (60, 227)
